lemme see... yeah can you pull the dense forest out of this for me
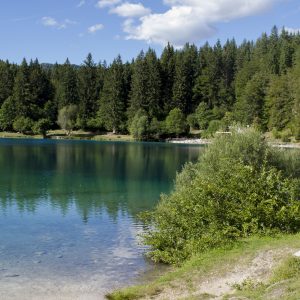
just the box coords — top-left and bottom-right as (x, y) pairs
(0, 26), (299, 140)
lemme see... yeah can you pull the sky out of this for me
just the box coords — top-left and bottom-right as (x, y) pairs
(0, 0), (299, 65)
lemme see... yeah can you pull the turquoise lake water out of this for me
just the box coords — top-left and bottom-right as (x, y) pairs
(0, 138), (203, 298)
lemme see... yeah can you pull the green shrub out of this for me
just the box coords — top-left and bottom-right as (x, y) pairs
(187, 114), (198, 130)
(271, 128), (281, 139)
(202, 120), (222, 138)
(13, 117), (33, 133)
(142, 128), (300, 264)
(129, 109), (149, 140)
(165, 108), (186, 137)
(57, 105), (78, 135)
(32, 118), (51, 137)
(280, 128), (292, 143)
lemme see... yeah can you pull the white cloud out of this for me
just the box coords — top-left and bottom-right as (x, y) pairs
(96, 0), (121, 8)
(41, 17), (59, 27)
(123, 0), (277, 47)
(77, 0), (85, 8)
(41, 17), (77, 29)
(110, 2), (151, 18)
(285, 27), (300, 34)
(88, 23), (104, 33)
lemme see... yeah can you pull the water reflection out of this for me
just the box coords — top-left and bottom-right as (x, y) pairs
(0, 139), (202, 221)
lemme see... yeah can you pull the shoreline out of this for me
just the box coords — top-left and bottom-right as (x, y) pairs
(1, 132), (300, 149)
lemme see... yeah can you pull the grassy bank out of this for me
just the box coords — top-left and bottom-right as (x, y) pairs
(0, 130), (134, 142)
(107, 234), (300, 300)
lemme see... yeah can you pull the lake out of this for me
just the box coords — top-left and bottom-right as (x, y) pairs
(0, 138), (202, 299)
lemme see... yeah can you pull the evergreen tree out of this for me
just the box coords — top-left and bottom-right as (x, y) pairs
(55, 59), (79, 109)
(98, 55), (126, 133)
(0, 60), (16, 106)
(12, 58), (35, 119)
(128, 49), (162, 119)
(234, 72), (269, 127)
(29, 59), (54, 120)
(268, 26), (280, 75)
(160, 43), (176, 114)
(172, 44), (198, 114)
(266, 75), (293, 131)
(78, 53), (99, 128)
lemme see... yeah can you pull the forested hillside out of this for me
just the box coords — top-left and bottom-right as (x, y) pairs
(0, 26), (299, 140)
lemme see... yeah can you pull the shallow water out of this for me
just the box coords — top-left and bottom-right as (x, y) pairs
(0, 138), (202, 299)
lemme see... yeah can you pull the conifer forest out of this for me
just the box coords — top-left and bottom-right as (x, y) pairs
(0, 26), (299, 140)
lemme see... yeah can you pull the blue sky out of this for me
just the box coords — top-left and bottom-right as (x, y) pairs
(0, 0), (299, 64)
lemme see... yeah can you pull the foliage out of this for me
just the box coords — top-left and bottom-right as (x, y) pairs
(165, 108), (186, 137)
(129, 109), (149, 140)
(142, 128), (300, 264)
(202, 119), (222, 137)
(57, 105), (78, 134)
(32, 118), (51, 137)
(98, 56), (126, 133)
(0, 97), (16, 131)
(194, 102), (213, 130)
(186, 114), (198, 130)
(13, 117), (33, 133)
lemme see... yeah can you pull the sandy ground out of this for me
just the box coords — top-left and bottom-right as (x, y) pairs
(145, 247), (295, 300)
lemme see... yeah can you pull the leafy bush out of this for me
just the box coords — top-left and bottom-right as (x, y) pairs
(194, 102), (213, 130)
(165, 108), (186, 137)
(280, 128), (293, 143)
(202, 120), (222, 138)
(142, 128), (300, 264)
(57, 105), (78, 135)
(129, 109), (149, 140)
(187, 114), (198, 130)
(13, 117), (33, 133)
(32, 119), (51, 137)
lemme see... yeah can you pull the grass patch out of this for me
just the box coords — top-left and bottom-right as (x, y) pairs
(229, 256), (300, 300)
(0, 131), (43, 139)
(0, 130), (134, 142)
(107, 234), (300, 300)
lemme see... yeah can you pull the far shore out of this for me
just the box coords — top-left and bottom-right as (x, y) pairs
(0, 131), (300, 149)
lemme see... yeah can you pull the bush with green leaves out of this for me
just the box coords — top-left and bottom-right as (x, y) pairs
(202, 119), (222, 138)
(32, 118), (51, 137)
(186, 114), (198, 130)
(13, 117), (33, 134)
(142, 128), (300, 264)
(165, 108), (186, 137)
(57, 105), (78, 135)
(129, 109), (149, 140)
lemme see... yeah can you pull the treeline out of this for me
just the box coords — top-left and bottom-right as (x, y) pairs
(0, 26), (300, 140)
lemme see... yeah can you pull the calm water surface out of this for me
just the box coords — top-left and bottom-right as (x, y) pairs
(0, 138), (202, 298)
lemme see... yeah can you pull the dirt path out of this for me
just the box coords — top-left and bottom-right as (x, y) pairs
(144, 247), (295, 300)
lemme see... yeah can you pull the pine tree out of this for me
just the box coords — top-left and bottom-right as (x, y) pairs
(13, 58), (34, 119)
(0, 60), (16, 106)
(172, 44), (198, 114)
(160, 43), (175, 114)
(266, 75), (293, 131)
(29, 59), (54, 120)
(78, 53), (99, 128)
(55, 59), (79, 109)
(128, 49), (162, 119)
(98, 55), (126, 133)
